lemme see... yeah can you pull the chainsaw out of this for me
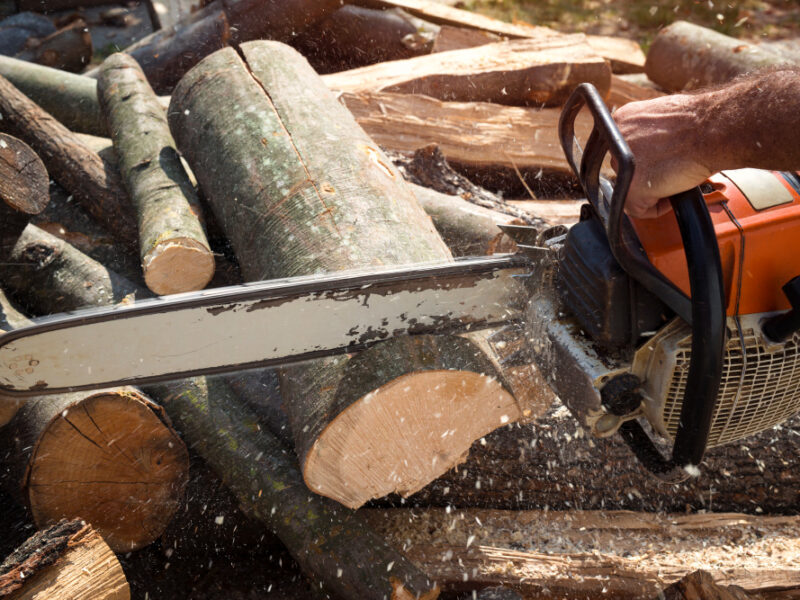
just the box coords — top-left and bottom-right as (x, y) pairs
(2, 83), (800, 481)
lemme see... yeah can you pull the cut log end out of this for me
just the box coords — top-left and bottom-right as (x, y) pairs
(0, 133), (49, 215)
(142, 237), (215, 295)
(304, 370), (518, 509)
(24, 390), (189, 552)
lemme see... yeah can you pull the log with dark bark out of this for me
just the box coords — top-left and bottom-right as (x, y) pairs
(338, 91), (596, 191)
(100, 0), (342, 94)
(364, 508), (800, 599)
(291, 5), (427, 74)
(0, 75), (136, 244)
(1, 388), (189, 552)
(169, 42), (519, 509)
(0, 133), (48, 243)
(0, 224), (143, 315)
(98, 53), (214, 295)
(0, 519), (129, 600)
(15, 18), (92, 73)
(323, 34), (611, 107)
(0, 56), (106, 136)
(645, 20), (794, 92)
(404, 403), (800, 514)
(146, 376), (441, 600)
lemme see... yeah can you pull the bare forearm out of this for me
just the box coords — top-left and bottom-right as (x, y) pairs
(613, 69), (800, 218)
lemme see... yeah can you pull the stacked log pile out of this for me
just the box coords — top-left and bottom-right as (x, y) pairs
(0, 2), (798, 599)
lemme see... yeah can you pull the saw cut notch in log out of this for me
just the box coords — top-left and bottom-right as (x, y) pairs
(323, 34), (611, 107)
(169, 42), (519, 509)
(0, 519), (130, 600)
(98, 53), (214, 295)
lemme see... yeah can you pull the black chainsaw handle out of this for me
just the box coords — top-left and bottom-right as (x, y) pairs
(558, 83), (726, 473)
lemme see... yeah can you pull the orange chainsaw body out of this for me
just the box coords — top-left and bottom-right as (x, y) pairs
(631, 170), (800, 316)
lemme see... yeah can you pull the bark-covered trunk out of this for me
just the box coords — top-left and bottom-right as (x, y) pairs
(146, 377), (440, 600)
(645, 20), (794, 91)
(97, 53), (214, 295)
(14, 18), (93, 73)
(324, 34), (611, 107)
(0, 519), (130, 600)
(0, 75), (136, 244)
(0, 388), (189, 552)
(0, 56), (106, 137)
(169, 42), (519, 509)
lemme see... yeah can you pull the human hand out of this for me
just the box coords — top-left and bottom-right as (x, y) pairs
(612, 95), (713, 219)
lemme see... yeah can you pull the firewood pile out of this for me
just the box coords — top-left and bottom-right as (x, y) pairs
(0, 0), (799, 598)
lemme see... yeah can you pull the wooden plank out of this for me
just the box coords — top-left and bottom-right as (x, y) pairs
(339, 91), (594, 176)
(324, 35), (611, 107)
(363, 508), (800, 598)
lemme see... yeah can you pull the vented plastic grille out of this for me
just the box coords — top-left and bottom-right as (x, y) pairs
(663, 323), (800, 447)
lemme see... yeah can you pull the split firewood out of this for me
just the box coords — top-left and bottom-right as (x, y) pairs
(661, 571), (755, 600)
(0, 56), (106, 137)
(606, 74), (664, 110)
(169, 42), (519, 509)
(0, 519), (129, 600)
(506, 198), (584, 227)
(291, 5), (428, 74)
(352, 0), (558, 39)
(363, 508), (800, 598)
(0, 12), (56, 56)
(645, 21), (794, 92)
(146, 377), (441, 600)
(431, 25), (501, 53)
(584, 35), (646, 74)
(15, 18), (92, 73)
(1, 388), (189, 552)
(0, 225), (143, 315)
(96, 0), (343, 94)
(323, 35), (611, 107)
(0, 75), (136, 245)
(0, 133), (49, 243)
(339, 92), (595, 185)
(406, 404), (800, 515)
(98, 53), (214, 295)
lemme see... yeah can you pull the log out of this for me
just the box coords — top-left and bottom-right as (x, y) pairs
(585, 34), (646, 74)
(404, 404), (800, 515)
(15, 18), (92, 73)
(0, 75), (137, 244)
(606, 74), (664, 110)
(0, 12), (56, 56)
(352, 0), (557, 39)
(103, 0), (343, 94)
(0, 56), (106, 136)
(323, 35), (611, 107)
(169, 43), (518, 509)
(431, 25), (501, 53)
(645, 21), (794, 92)
(146, 376), (440, 600)
(0, 224), (143, 315)
(0, 133), (49, 242)
(98, 53), (214, 295)
(290, 5), (427, 74)
(506, 199), (583, 226)
(0, 519), (129, 600)
(363, 508), (800, 598)
(338, 91), (595, 184)
(662, 571), (754, 600)
(1, 388), (189, 552)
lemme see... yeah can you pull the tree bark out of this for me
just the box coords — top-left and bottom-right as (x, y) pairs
(0, 133), (49, 244)
(0, 75), (137, 245)
(98, 53), (214, 295)
(363, 508), (800, 599)
(169, 42), (518, 509)
(0, 224), (143, 315)
(0, 56), (106, 137)
(1, 388), (189, 552)
(645, 21), (794, 92)
(404, 405), (800, 515)
(15, 18), (93, 73)
(146, 376), (440, 600)
(0, 519), (130, 600)
(290, 5), (427, 75)
(323, 35), (611, 107)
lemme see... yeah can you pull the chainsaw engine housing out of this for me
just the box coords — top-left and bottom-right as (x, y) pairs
(553, 168), (800, 448)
